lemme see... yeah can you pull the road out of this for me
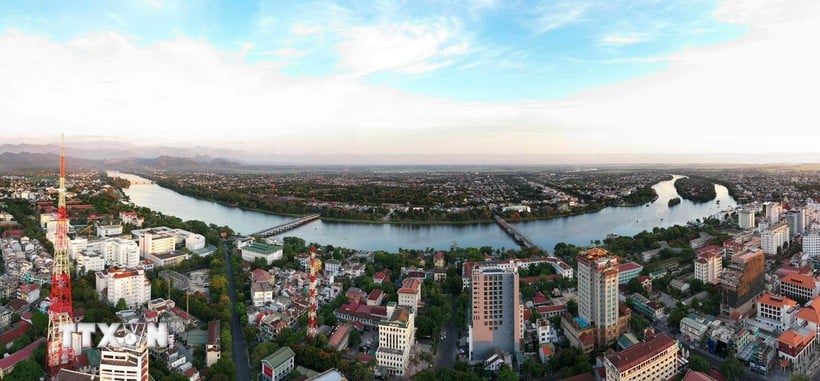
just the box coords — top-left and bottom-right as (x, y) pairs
(435, 317), (458, 369)
(224, 239), (251, 381)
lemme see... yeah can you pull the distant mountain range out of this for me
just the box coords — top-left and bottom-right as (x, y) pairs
(0, 150), (241, 172)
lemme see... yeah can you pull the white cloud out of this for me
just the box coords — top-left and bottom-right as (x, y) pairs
(264, 47), (310, 58)
(1, 0), (818, 163)
(336, 20), (471, 75)
(291, 23), (323, 36)
(533, 2), (592, 34)
(544, 0), (820, 154)
(0, 29), (569, 159)
(600, 34), (650, 46)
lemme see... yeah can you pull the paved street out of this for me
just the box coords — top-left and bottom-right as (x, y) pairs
(435, 318), (458, 369)
(224, 240), (251, 381)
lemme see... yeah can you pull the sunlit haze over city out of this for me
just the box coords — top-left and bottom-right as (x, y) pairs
(0, 1), (818, 164)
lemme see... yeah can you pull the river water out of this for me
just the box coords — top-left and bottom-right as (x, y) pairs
(109, 172), (736, 252)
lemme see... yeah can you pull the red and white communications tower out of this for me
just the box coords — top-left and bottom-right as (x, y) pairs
(46, 135), (76, 376)
(307, 246), (318, 338)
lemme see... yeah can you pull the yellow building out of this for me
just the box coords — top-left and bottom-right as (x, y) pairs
(604, 333), (679, 381)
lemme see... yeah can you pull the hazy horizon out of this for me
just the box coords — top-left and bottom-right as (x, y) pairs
(1, 1), (818, 164)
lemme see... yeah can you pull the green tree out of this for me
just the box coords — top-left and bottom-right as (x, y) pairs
(207, 356), (237, 381)
(314, 333), (329, 348)
(566, 299), (578, 315)
(2, 360), (44, 381)
(115, 298), (128, 311)
(689, 279), (706, 294)
(630, 316), (650, 340)
(497, 364), (519, 381)
(349, 328), (362, 349)
(521, 358), (546, 381)
(250, 342), (279, 370)
(30, 310), (49, 336)
(688, 355), (711, 372)
(720, 355), (743, 381)
(627, 278), (645, 294)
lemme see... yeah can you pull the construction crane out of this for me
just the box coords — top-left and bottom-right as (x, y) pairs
(46, 134), (76, 376)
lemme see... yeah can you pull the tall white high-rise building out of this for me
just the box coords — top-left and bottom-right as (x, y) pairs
(805, 231), (820, 259)
(739, 208), (756, 229)
(95, 267), (152, 309)
(766, 202), (782, 224)
(762, 222), (790, 255)
(99, 327), (149, 381)
(577, 248), (622, 347)
(468, 264), (523, 363)
(102, 237), (140, 268)
(376, 303), (416, 376)
(694, 252), (723, 285)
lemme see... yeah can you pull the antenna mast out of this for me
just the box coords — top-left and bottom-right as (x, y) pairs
(46, 134), (76, 376)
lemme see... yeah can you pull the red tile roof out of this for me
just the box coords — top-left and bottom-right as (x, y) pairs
(606, 333), (676, 372)
(618, 262), (642, 272)
(328, 324), (351, 348)
(208, 320), (220, 344)
(558, 372), (595, 381)
(367, 289), (384, 301)
(0, 338), (45, 371)
(780, 273), (817, 290)
(797, 297), (820, 324)
(0, 322), (31, 345)
(757, 293), (797, 309)
(683, 370), (718, 381)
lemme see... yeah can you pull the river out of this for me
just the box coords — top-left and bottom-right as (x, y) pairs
(108, 172), (736, 252)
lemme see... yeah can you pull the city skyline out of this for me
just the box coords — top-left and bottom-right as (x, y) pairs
(1, 1), (818, 164)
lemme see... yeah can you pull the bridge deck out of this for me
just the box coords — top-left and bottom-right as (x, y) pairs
(251, 213), (320, 237)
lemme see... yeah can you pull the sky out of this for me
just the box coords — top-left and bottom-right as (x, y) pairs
(0, 0), (818, 164)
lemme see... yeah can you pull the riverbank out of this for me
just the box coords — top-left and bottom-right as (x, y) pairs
(124, 176), (665, 226)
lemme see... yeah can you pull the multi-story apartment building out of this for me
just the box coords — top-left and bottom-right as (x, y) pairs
(777, 328), (816, 369)
(376, 304), (416, 376)
(603, 333), (679, 381)
(324, 259), (342, 274)
(578, 248), (623, 347)
(761, 222), (789, 255)
(102, 237), (140, 268)
(720, 249), (765, 317)
(206, 320), (221, 367)
(138, 232), (176, 257)
(468, 264), (523, 363)
(765, 202), (781, 225)
(96, 223), (123, 238)
(804, 231), (820, 259)
(618, 262), (643, 285)
(739, 208), (756, 230)
(99, 327), (149, 381)
(241, 241), (283, 265)
(397, 278), (422, 309)
(95, 267), (151, 309)
(780, 273), (820, 301)
(756, 293), (799, 331)
(261, 347), (295, 381)
(694, 252), (723, 285)
(76, 251), (106, 274)
(786, 211), (802, 237)
(252, 282), (274, 307)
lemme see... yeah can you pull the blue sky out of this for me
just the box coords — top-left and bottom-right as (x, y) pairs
(0, 0), (744, 101)
(0, 1), (817, 163)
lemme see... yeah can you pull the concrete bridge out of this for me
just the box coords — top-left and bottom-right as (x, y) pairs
(251, 213), (321, 237)
(493, 215), (547, 254)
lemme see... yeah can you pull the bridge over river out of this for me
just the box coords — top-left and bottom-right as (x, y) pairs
(250, 213), (321, 237)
